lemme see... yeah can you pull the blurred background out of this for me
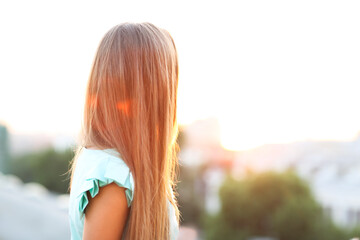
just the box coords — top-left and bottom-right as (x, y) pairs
(1, 0), (360, 239)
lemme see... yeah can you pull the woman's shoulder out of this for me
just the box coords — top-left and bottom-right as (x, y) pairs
(80, 146), (124, 162)
(75, 147), (130, 173)
(72, 146), (135, 217)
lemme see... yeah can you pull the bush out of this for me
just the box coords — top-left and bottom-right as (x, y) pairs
(9, 147), (74, 194)
(177, 164), (207, 227)
(204, 171), (353, 240)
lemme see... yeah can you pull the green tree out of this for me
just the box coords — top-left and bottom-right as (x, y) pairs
(0, 124), (10, 174)
(204, 171), (352, 240)
(177, 164), (207, 227)
(176, 126), (208, 228)
(10, 147), (74, 194)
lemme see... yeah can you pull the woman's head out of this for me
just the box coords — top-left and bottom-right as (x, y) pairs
(84, 22), (178, 149)
(71, 22), (180, 239)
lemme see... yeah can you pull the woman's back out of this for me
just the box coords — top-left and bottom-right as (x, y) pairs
(69, 146), (179, 240)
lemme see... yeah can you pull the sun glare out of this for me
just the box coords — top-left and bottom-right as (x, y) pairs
(219, 114), (360, 152)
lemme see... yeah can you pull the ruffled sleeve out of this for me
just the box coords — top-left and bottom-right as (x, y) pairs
(76, 158), (134, 218)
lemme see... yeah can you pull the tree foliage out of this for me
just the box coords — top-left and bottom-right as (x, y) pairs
(204, 171), (358, 240)
(9, 147), (74, 194)
(177, 164), (207, 227)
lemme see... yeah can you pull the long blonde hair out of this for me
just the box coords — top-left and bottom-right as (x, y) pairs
(69, 22), (180, 239)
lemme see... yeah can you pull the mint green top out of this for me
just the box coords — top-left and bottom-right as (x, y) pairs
(68, 147), (179, 240)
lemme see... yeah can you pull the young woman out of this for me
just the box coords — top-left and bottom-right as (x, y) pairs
(68, 22), (181, 240)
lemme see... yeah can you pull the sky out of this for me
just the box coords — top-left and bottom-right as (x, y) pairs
(0, 0), (359, 151)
